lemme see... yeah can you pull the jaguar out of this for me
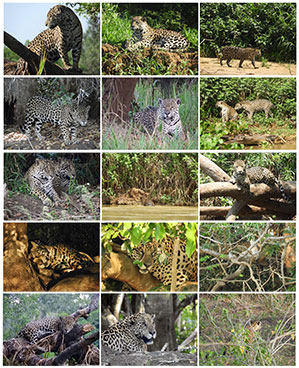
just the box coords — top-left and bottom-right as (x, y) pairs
(134, 98), (184, 138)
(127, 234), (198, 289)
(16, 315), (77, 344)
(219, 46), (261, 68)
(22, 96), (90, 145)
(25, 157), (76, 206)
(230, 159), (289, 200)
(216, 101), (239, 122)
(235, 99), (273, 120)
(17, 5), (82, 74)
(29, 241), (95, 281)
(101, 313), (156, 353)
(126, 16), (189, 51)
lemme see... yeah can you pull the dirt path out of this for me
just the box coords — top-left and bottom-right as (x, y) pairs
(200, 57), (296, 75)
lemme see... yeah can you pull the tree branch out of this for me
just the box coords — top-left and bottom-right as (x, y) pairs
(4, 31), (82, 75)
(102, 252), (161, 291)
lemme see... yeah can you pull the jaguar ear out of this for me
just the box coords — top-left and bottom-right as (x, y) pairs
(141, 17), (147, 22)
(176, 98), (181, 105)
(151, 314), (156, 321)
(30, 241), (38, 249)
(158, 98), (163, 105)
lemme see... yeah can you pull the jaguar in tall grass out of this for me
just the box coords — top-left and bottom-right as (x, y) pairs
(22, 96), (90, 145)
(134, 98), (185, 138)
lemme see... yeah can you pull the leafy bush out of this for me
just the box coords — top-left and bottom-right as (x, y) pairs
(200, 3), (296, 62)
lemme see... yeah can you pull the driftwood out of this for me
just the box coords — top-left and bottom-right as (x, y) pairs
(221, 134), (286, 146)
(3, 295), (99, 366)
(200, 155), (296, 221)
(4, 31), (82, 75)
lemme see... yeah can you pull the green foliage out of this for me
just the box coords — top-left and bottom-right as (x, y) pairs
(102, 153), (198, 205)
(4, 153), (100, 193)
(200, 3), (296, 62)
(201, 78), (296, 120)
(80, 19), (100, 74)
(3, 294), (98, 340)
(201, 153), (296, 183)
(102, 3), (198, 48)
(199, 294), (295, 366)
(200, 78), (296, 150)
(102, 222), (197, 257)
(175, 295), (197, 354)
(4, 46), (19, 61)
(102, 3), (131, 45)
(102, 3), (198, 75)
(67, 3), (100, 22)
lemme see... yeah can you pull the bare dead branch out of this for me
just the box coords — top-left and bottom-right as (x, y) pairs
(200, 154), (230, 182)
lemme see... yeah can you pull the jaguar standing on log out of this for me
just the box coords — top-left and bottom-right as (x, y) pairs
(134, 98), (185, 139)
(16, 5), (82, 74)
(101, 313), (156, 353)
(22, 96), (90, 145)
(219, 46), (261, 68)
(126, 16), (189, 51)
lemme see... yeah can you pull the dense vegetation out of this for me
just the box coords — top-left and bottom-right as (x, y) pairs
(102, 3), (198, 75)
(102, 222), (197, 257)
(200, 294), (295, 365)
(200, 78), (296, 149)
(102, 222), (197, 291)
(4, 153), (99, 194)
(200, 223), (296, 292)
(3, 294), (98, 340)
(102, 153), (198, 205)
(102, 3), (198, 48)
(200, 3), (296, 63)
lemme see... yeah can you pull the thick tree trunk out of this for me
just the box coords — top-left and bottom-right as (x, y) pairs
(103, 78), (138, 122)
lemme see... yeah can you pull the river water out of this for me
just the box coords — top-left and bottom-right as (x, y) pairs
(102, 205), (198, 221)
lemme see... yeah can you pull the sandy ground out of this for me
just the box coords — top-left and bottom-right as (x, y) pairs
(200, 58), (296, 76)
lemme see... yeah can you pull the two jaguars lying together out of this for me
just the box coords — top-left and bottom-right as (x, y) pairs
(25, 157), (75, 207)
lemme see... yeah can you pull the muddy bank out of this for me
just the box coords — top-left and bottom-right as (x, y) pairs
(200, 57), (296, 76)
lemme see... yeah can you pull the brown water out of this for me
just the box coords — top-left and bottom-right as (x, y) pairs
(102, 205), (198, 221)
